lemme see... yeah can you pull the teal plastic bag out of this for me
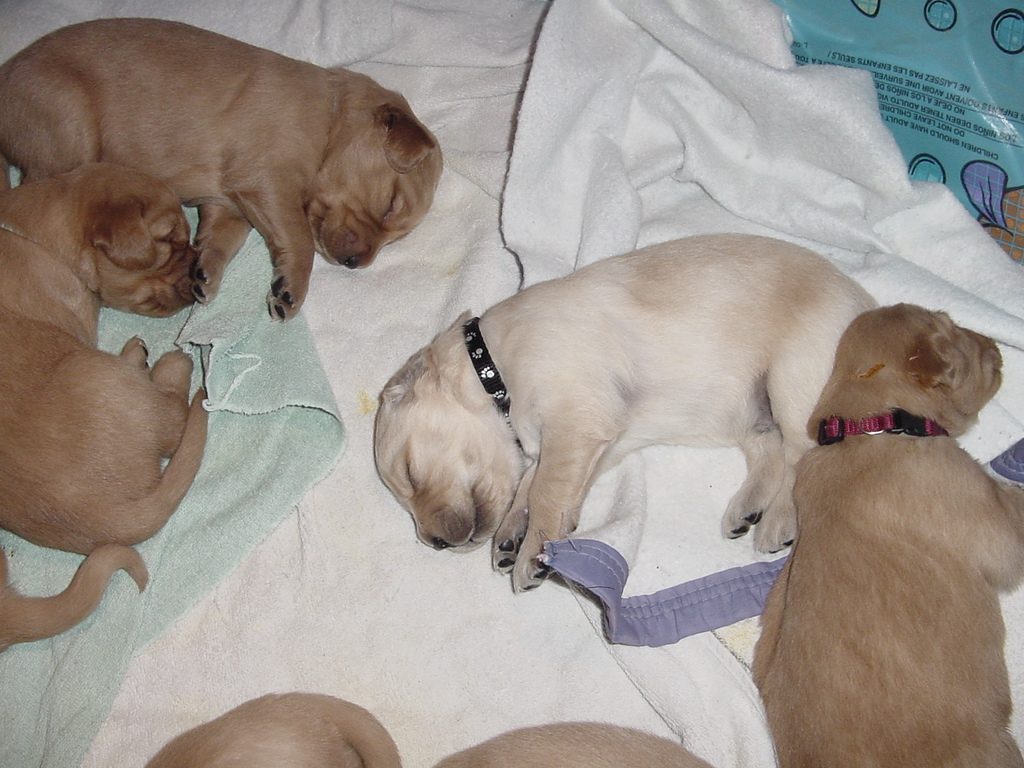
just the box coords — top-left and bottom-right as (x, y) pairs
(776, 0), (1024, 260)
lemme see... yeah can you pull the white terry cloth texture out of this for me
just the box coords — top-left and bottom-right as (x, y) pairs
(0, 1), (1023, 768)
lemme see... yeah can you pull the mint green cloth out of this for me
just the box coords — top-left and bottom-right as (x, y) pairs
(0, 223), (345, 768)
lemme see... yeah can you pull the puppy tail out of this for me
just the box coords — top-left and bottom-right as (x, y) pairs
(124, 389), (209, 543)
(0, 544), (147, 652)
(323, 697), (403, 768)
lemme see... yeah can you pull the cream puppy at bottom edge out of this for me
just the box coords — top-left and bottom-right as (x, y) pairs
(143, 692), (714, 768)
(0, 544), (146, 652)
(374, 233), (876, 591)
(753, 303), (1024, 768)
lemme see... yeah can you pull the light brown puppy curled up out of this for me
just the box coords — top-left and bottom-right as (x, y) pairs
(753, 304), (1024, 768)
(0, 18), (443, 320)
(144, 693), (402, 768)
(0, 163), (207, 554)
(434, 722), (714, 768)
(0, 544), (146, 652)
(375, 234), (876, 591)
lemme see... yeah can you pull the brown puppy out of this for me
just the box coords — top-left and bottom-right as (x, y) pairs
(753, 304), (1024, 768)
(143, 692), (713, 768)
(0, 18), (443, 320)
(0, 163), (207, 554)
(0, 544), (147, 652)
(144, 693), (402, 768)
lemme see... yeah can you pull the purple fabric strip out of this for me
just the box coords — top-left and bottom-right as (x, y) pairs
(544, 539), (786, 647)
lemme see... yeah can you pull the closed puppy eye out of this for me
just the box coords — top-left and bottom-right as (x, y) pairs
(403, 462), (419, 494)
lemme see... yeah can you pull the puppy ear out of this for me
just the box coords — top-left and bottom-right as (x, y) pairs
(89, 198), (156, 269)
(381, 347), (431, 407)
(375, 104), (437, 174)
(451, 310), (474, 329)
(381, 313), (474, 407)
(906, 330), (963, 389)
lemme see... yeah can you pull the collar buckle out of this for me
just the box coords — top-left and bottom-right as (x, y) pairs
(818, 416), (845, 445)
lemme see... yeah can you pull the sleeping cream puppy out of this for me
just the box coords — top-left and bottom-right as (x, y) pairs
(0, 163), (207, 554)
(0, 544), (147, 652)
(0, 18), (443, 320)
(144, 692), (713, 768)
(433, 722), (714, 768)
(753, 304), (1024, 768)
(375, 233), (876, 591)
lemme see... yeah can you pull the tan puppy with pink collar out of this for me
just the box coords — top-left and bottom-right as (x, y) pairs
(754, 304), (1024, 768)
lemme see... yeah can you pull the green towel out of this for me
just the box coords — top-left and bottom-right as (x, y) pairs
(0, 221), (346, 768)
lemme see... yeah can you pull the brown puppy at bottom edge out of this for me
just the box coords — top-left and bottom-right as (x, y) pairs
(753, 303), (1024, 768)
(0, 544), (146, 652)
(0, 17), (444, 320)
(0, 163), (208, 555)
(144, 692), (714, 768)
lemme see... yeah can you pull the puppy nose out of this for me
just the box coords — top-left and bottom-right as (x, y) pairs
(342, 254), (362, 269)
(430, 536), (451, 550)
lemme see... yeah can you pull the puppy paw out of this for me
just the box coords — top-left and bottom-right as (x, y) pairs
(751, 507), (796, 554)
(149, 349), (195, 399)
(492, 506), (529, 573)
(266, 274), (305, 321)
(511, 537), (551, 593)
(120, 336), (150, 370)
(190, 260), (222, 305)
(492, 532), (523, 574)
(721, 508), (763, 540)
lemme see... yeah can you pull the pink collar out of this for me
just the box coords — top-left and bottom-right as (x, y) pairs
(818, 409), (948, 446)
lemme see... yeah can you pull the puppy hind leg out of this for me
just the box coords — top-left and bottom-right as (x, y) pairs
(752, 459), (799, 553)
(752, 346), (834, 552)
(148, 350), (194, 401)
(193, 203), (252, 305)
(147, 350), (196, 456)
(722, 375), (786, 542)
(722, 425), (786, 541)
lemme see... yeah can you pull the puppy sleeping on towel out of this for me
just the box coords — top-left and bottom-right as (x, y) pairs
(374, 233), (876, 591)
(0, 163), (206, 647)
(0, 18), (443, 320)
(753, 304), (1024, 768)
